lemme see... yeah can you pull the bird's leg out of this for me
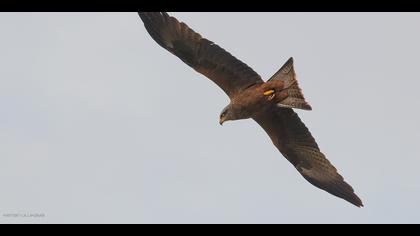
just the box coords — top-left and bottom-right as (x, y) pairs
(263, 90), (274, 96)
(263, 89), (276, 101)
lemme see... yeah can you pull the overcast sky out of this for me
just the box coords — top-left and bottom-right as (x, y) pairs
(1, 12), (420, 224)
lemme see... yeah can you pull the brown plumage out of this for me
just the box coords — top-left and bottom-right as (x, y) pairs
(138, 12), (363, 207)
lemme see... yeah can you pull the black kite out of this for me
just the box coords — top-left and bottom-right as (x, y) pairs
(138, 12), (363, 207)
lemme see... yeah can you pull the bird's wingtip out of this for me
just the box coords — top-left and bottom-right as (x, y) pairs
(350, 195), (364, 208)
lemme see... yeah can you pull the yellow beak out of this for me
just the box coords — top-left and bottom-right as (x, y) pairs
(219, 117), (226, 126)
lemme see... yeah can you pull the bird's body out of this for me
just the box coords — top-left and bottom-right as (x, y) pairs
(138, 12), (363, 207)
(224, 80), (287, 121)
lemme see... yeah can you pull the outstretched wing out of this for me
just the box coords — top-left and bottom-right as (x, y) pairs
(138, 12), (263, 98)
(254, 108), (363, 207)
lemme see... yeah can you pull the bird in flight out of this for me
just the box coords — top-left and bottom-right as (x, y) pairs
(138, 12), (363, 207)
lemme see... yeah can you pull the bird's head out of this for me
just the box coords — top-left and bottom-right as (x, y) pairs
(219, 105), (233, 126)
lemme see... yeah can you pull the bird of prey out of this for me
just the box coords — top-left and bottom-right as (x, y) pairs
(138, 12), (363, 207)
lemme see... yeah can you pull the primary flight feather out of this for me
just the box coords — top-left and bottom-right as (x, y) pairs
(138, 12), (363, 207)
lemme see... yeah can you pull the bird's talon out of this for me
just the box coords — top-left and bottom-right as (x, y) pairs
(263, 89), (275, 96)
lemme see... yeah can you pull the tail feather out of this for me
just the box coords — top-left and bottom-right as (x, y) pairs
(269, 57), (312, 111)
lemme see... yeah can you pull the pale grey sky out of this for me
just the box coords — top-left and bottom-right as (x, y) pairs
(1, 12), (420, 223)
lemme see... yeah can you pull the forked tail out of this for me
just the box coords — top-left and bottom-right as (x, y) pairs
(268, 57), (312, 110)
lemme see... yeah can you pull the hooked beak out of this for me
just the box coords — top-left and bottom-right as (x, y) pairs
(219, 117), (226, 126)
